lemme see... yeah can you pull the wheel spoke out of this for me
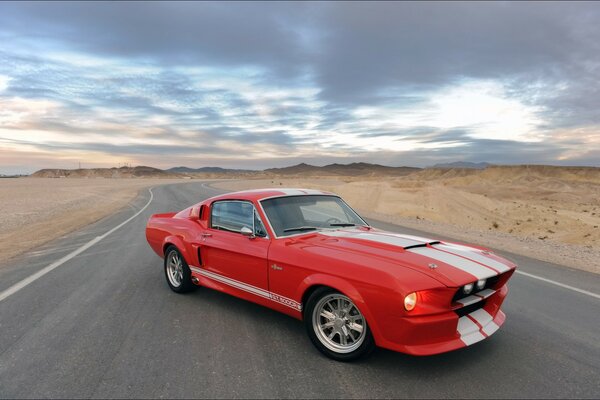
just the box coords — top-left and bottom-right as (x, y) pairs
(326, 300), (337, 312)
(341, 325), (349, 337)
(320, 321), (335, 328)
(348, 322), (363, 334)
(320, 310), (335, 321)
(347, 314), (362, 322)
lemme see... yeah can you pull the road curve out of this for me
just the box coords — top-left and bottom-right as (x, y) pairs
(0, 181), (598, 399)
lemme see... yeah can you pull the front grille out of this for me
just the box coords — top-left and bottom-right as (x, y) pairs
(452, 273), (502, 303)
(455, 300), (486, 317)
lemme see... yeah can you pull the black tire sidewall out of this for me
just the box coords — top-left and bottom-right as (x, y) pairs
(304, 287), (375, 361)
(164, 246), (195, 293)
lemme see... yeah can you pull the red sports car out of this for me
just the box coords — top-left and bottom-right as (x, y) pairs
(146, 188), (515, 361)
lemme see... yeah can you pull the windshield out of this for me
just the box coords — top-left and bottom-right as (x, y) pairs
(260, 195), (368, 237)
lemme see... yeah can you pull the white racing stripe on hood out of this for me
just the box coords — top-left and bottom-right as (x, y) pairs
(434, 243), (511, 273)
(319, 230), (424, 248)
(408, 247), (498, 280)
(378, 232), (436, 243)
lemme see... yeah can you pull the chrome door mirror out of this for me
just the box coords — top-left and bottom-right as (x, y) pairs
(240, 226), (255, 239)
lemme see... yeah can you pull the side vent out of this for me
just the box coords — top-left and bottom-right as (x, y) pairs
(197, 247), (203, 267)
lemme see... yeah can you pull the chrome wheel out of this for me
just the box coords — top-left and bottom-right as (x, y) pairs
(166, 250), (184, 288)
(312, 293), (367, 354)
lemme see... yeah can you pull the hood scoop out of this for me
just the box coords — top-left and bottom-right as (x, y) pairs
(403, 241), (441, 250)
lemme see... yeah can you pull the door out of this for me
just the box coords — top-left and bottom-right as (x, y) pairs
(199, 200), (270, 293)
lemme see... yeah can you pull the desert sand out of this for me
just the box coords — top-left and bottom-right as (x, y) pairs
(0, 178), (186, 264)
(214, 166), (600, 274)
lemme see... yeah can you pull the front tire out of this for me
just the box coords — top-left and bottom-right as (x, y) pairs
(304, 288), (375, 361)
(164, 246), (195, 293)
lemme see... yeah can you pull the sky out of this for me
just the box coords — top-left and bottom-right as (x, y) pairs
(0, 1), (599, 174)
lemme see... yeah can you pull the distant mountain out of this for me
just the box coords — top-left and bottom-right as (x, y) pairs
(31, 166), (181, 179)
(431, 161), (492, 169)
(167, 166), (254, 174)
(265, 162), (421, 176)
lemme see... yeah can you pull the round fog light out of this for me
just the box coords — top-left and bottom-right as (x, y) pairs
(404, 292), (417, 311)
(476, 279), (486, 290)
(463, 283), (474, 295)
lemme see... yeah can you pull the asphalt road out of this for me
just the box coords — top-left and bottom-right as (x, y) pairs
(0, 181), (598, 399)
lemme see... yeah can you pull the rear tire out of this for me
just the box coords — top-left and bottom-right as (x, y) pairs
(164, 246), (196, 293)
(304, 287), (375, 361)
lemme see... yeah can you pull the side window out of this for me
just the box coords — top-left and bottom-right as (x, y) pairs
(211, 201), (254, 234)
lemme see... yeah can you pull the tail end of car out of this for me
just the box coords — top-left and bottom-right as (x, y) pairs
(146, 212), (177, 258)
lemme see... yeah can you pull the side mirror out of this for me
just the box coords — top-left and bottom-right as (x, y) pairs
(240, 226), (255, 239)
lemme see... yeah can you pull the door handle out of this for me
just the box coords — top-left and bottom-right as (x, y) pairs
(201, 233), (212, 238)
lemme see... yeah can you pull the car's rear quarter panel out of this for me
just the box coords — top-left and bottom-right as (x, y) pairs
(146, 213), (203, 267)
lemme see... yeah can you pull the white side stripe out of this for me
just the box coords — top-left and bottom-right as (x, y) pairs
(408, 247), (498, 280)
(434, 243), (511, 273)
(191, 267), (270, 299)
(189, 266), (302, 311)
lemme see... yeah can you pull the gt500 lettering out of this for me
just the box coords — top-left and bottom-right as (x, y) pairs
(270, 293), (302, 311)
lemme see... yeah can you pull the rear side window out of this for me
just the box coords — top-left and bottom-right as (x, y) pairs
(211, 201), (254, 234)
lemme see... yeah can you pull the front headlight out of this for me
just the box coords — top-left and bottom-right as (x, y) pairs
(404, 292), (417, 311)
(476, 279), (486, 290)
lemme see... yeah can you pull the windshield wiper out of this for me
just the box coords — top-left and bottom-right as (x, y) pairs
(329, 223), (356, 227)
(283, 226), (319, 233)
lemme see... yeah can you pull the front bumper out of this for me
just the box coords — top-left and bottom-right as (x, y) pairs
(376, 283), (509, 355)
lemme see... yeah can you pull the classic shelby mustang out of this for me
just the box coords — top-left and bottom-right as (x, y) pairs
(146, 188), (515, 361)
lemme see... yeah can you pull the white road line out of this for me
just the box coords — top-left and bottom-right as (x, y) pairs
(0, 188), (155, 303)
(515, 270), (600, 299)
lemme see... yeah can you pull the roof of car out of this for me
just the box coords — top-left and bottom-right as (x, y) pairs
(205, 188), (335, 203)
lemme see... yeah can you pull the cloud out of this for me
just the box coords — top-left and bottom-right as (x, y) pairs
(0, 2), (599, 173)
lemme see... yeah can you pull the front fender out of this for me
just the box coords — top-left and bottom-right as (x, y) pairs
(296, 273), (384, 346)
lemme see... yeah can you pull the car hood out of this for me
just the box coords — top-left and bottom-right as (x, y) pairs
(291, 228), (515, 287)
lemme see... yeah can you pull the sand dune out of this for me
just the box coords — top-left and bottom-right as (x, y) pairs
(31, 165), (183, 179)
(214, 165), (600, 273)
(3, 165), (598, 273)
(0, 178), (187, 264)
